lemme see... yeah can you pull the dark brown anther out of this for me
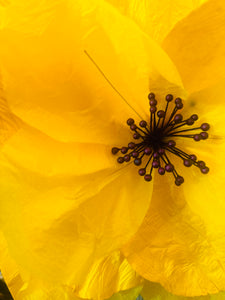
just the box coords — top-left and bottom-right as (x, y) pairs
(117, 157), (124, 164)
(197, 161), (205, 168)
(191, 114), (198, 121)
(144, 147), (152, 155)
(201, 166), (209, 174)
(201, 123), (210, 131)
(186, 118), (194, 125)
(132, 151), (139, 158)
(165, 164), (174, 172)
(112, 147), (120, 155)
(144, 174), (152, 181)
(112, 92), (210, 186)
(133, 133), (140, 139)
(138, 168), (146, 176)
(167, 140), (176, 147)
(175, 97), (182, 104)
(158, 148), (165, 155)
(157, 110), (165, 118)
(158, 167), (165, 175)
(128, 142), (135, 149)
(183, 159), (192, 167)
(193, 134), (201, 141)
(139, 120), (147, 127)
(127, 118), (134, 126)
(150, 106), (157, 113)
(190, 154), (197, 161)
(124, 155), (130, 162)
(153, 152), (159, 159)
(150, 99), (157, 106)
(134, 158), (142, 166)
(200, 132), (208, 139)
(121, 147), (128, 154)
(166, 94), (173, 102)
(130, 124), (137, 131)
(148, 92), (155, 100)
(152, 160), (159, 168)
(174, 114), (183, 123)
(175, 176), (184, 186)
(176, 102), (183, 109)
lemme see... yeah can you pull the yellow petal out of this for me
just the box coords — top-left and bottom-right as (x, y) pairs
(163, 0), (225, 94)
(78, 251), (142, 300)
(0, 0), (183, 144)
(0, 122), (152, 288)
(106, 0), (208, 44)
(123, 98), (225, 297)
(0, 0), (66, 34)
(141, 280), (225, 300)
(123, 169), (225, 296)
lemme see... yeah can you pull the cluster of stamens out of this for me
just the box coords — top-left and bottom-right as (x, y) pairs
(112, 93), (210, 186)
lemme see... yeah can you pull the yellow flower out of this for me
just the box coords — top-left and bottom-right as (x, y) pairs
(0, 0), (225, 299)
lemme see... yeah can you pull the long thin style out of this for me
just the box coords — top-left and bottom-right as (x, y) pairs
(84, 50), (143, 119)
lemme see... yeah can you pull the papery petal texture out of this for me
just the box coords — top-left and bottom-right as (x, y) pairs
(105, 0), (208, 43)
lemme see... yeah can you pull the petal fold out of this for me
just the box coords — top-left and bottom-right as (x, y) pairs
(163, 0), (225, 93)
(106, 0), (208, 44)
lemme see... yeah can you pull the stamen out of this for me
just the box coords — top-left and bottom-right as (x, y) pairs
(112, 93), (210, 186)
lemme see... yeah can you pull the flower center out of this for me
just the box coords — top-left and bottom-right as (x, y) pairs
(112, 93), (210, 186)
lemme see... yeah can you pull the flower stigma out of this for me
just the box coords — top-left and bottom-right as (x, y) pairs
(112, 93), (210, 186)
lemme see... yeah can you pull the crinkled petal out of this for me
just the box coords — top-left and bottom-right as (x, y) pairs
(106, 0), (208, 43)
(162, 0), (225, 94)
(0, 121), (152, 288)
(77, 251), (142, 300)
(141, 280), (225, 300)
(123, 98), (225, 296)
(0, 0), (183, 145)
(0, 0), (65, 34)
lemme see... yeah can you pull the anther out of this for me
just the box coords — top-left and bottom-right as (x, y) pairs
(138, 168), (146, 176)
(130, 124), (137, 131)
(174, 114), (183, 123)
(127, 118), (134, 126)
(133, 133), (140, 139)
(158, 167), (165, 175)
(150, 99), (157, 106)
(166, 94), (173, 102)
(128, 142), (135, 149)
(150, 106), (157, 113)
(191, 114), (198, 121)
(167, 140), (176, 147)
(148, 93), (155, 100)
(152, 160), (159, 168)
(201, 166), (209, 174)
(112, 147), (120, 155)
(144, 147), (152, 155)
(175, 176), (184, 186)
(112, 93), (210, 186)
(134, 158), (142, 166)
(117, 157), (124, 164)
(193, 134), (201, 141)
(144, 174), (152, 181)
(124, 155), (130, 162)
(157, 110), (165, 118)
(186, 119), (194, 125)
(165, 164), (174, 172)
(201, 123), (210, 131)
(183, 159), (192, 167)
(200, 132), (208, 139)
(139, 120), (147, 127)
(132, 151), (139, 158)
